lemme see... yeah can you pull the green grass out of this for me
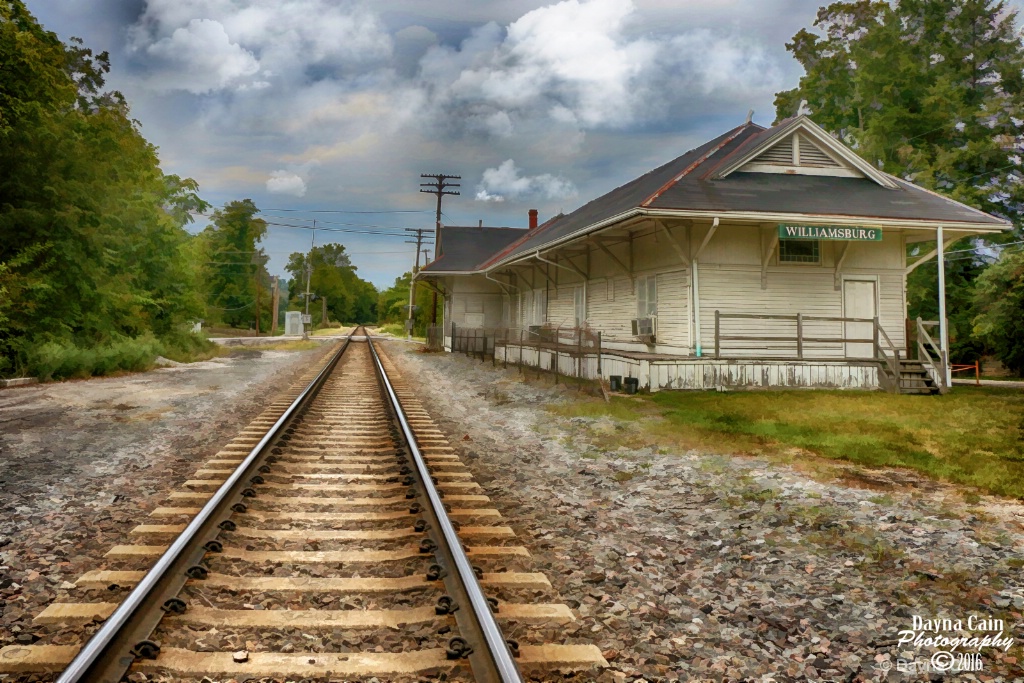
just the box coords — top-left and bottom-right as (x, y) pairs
(550, 387), (1024, 498)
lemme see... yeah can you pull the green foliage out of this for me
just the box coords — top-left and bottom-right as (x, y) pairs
(778, 0), (1024, 370)
(973, 250), (1024, 374)
(194, 199), (272, 330)
(284, 243), (377, 325)
(0, 2), (212, 376)
(27, 335), (161, 380)
(776, 0), (1024, 231)
(907, 243), (988, 362)
(376, 272), (437, 336)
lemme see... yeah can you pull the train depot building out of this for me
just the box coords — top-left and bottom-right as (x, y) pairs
(417, 116), (1009, 393)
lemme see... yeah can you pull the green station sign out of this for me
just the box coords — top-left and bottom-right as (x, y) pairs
(778, 224), (882, 241)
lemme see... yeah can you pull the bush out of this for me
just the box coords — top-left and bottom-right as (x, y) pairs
(159, 328), (217, 363)
(20, 329), (216, 381)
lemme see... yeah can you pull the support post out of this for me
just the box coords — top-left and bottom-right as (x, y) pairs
(597, 331), (602, 378)
(873, 316), (881, 361)
(693, 259), (703, 357)
(519, 329), (523, 375)
(714, 309), (720, 358)
(270, 276), (279, 336)
(796, 313), (803, 360)
(936, 225), (951, 387)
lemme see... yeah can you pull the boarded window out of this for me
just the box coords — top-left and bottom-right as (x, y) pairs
(779, 239), (821, 264)
(636, 275), (657, 317)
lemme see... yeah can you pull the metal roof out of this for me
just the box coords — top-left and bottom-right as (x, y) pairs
(419, 226), (527, 274)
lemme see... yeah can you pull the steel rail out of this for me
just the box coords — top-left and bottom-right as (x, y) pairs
(56, 332), (355, 683)
(366, 335), (524, 683)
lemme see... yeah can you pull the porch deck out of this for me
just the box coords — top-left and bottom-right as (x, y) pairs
(444, 316), (946, 394)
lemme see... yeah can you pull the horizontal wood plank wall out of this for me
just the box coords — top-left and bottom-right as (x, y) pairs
(547, 285), (576, 328)
(447, 275), (506, 330)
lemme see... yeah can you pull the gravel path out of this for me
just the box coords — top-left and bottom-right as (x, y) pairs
(0, 347), (331, 659)
(386, 343), (1024, 683)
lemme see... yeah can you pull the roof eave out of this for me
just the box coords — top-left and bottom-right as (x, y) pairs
(643, 207), (1010, 232)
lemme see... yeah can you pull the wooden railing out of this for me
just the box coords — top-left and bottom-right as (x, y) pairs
(916, 318), (948, 390)
(713, 311), (903, 391)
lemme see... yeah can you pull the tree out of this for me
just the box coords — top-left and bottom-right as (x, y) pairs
(777, 0), (1024, 367)
(195, 200), (271, 329)
(377, 272), (435, 336)
(0, 2), (211, 373)
(284, 243), (377, 325)
(776, 1), (1024, 231)
(973, 249), (1024, 374)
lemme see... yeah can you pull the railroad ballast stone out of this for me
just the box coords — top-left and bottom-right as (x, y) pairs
(385, 342), (1024, 682)
(0, 347), (332, 677)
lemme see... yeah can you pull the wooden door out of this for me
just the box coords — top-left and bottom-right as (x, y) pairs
(843, 279), (876, 358)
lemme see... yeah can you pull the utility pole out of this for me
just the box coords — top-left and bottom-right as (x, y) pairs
(303, 221), (315, 340)
(404, 228), (433, 340)
(420, 173), (460, 325)
(255, 271), (261, 336)
(270, 276), (279, 336)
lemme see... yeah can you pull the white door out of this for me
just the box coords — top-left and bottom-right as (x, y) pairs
(843, 279), (877, 358)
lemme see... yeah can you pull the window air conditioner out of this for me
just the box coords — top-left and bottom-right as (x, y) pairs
(631, 317), (657, 344)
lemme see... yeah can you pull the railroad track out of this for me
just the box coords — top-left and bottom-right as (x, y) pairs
(0, 327), (605, 682)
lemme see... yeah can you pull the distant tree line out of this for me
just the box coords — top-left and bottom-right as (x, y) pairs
(0, 2), (378, 378)
(777, 0), (1024, 374)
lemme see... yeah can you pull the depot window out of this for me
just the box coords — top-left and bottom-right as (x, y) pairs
(779, 239), (820, 264)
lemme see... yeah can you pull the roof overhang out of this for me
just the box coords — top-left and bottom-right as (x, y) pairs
(480, 207), (1009, 273)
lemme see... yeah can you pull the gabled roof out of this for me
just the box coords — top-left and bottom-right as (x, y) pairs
(453, 115), (1010, 273)
(420, 226), (526, 274)
(707, 116), (899, 188)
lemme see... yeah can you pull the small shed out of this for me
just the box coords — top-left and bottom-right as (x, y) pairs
(418, 116), (1010, 393)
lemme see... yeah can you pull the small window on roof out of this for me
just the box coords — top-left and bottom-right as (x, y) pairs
(779, 240), (820, 264)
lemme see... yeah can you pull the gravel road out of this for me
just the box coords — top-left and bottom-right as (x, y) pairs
(385, 342), (1024, 683)
(0, 347), (330, 659)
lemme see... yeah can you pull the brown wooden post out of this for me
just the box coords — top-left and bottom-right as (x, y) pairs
(906, 317), (914, 359)
(872, 316), (881, 360)
(576, 328), (582, 381)
(553, 325), (560, 385)
(597, 331), (602, 378)
(518, 328), (523, 374)
(714, 310), (721, 358)
(796, 313), (804, 360)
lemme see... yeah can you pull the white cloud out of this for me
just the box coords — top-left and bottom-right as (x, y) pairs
(266, 170), (307, 197)
(128, 0), (392, 94)
(475, 159), (577, 202)
(142, 18), (260, 94)
(417, 0), (785, 139)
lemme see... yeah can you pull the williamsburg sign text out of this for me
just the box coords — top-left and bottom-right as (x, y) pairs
(778, 224), (883, 241)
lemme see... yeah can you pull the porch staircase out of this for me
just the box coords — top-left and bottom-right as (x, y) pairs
(897, 360), (940, 395)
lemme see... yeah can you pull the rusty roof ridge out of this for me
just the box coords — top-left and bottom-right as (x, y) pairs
(639, 122), (762, 208)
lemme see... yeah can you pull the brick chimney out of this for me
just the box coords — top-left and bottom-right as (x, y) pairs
(528, 209), (538, 230)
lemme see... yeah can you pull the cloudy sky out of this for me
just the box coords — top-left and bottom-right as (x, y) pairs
(26, 0), (1023, 287)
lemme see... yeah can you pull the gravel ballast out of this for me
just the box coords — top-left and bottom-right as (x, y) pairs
(385, 342), (1024, 682)
(0, 347), (331, 660)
